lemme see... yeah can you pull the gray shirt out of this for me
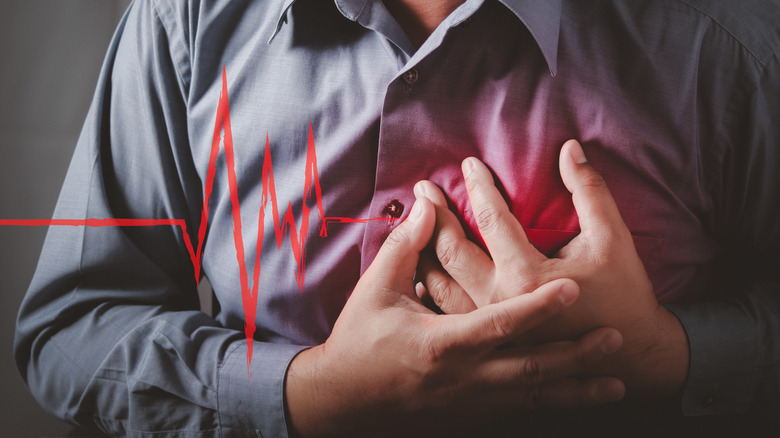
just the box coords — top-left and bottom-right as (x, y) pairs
(14, 0), (780, 436)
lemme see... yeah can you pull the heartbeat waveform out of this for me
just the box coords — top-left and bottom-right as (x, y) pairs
(1, 66), (396, 369)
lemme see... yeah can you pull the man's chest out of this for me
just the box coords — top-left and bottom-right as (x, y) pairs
(188, 13), (723, 343)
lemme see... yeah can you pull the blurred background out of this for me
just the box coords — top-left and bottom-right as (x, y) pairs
(0, 1), (131, 435)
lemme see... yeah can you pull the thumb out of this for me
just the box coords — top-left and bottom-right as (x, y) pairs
(365, 195), (436, 293)
(559, 140), (626, 237)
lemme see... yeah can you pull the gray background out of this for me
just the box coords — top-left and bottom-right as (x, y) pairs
(1, 1), (131, 435)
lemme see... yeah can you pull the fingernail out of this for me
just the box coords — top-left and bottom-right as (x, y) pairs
(598, 380), (625, 402)
(600, 331), (623, 354)
(568, 140), (588, 164)
(407, 199), (422, 222)
(558, 281), (579, 305)
(462, 157), (475, 178)
(419, 181), (432, 199)
(413, 181), (426, 199)
(415, 281), (428, 300)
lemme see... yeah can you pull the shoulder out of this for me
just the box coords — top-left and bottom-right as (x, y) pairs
(124, 0), (288, 90)
(134, 0), (287, 45)
(675, 0), (780, 66)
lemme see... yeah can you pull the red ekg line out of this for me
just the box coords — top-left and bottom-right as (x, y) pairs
(2, 66), (395, 370)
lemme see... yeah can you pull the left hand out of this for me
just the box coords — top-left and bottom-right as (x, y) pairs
(416, 140), (689, 399)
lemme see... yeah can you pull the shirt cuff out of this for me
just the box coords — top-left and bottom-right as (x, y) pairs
(665, 302), (757, 416)
(218, 340), (308, 437)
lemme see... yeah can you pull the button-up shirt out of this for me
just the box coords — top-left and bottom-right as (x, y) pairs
(15, 0), (780, 436)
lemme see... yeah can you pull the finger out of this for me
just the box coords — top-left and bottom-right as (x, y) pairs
(414, 281), (428, 301)
(415, 281), (444, 314)
(535, 376), (625, 408)
(480, 327), (623, 386)
(414, 180), (449, 208)
(415, 180), (494, 300)
(366, 196), (436, 294)
(461, 157), (543, 266)
(417, 249), (477, 314)
(558, 140), (628, 238)
(444, 278), (580, 349)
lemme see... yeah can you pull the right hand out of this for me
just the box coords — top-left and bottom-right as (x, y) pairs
(285, 192), (625, 438)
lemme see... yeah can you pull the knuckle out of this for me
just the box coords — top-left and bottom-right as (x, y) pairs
(488, 307), (516, 340)
(426, 273), (447, 296)
(436, 236), (462, 269)
(424, 339), (443, 364)
(581, 234), (611, 267)
(382, 226), (409, 252)
(415, 337), (452, 398)
(474, 206), (515, 243)
(520, 357), (543, 385)
(422, 334), (452, 367)
(474, 205), (503, 234)
(428, 276), (452, 307)
(579, 169), (608, 192)
(504, 266), (541, 295)
(575, 347), (591, 371)
(436, 283), (463, 314)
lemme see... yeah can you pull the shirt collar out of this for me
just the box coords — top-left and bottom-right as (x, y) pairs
(267, 0), (298, 44)
(267, 1), (377, 44)
(333, 0), (370, 21)
(500, 0), (562, 76)
(269, 0), (562, 76)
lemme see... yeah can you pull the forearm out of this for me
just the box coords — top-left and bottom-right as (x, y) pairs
(286, 346), (350, 438)
(665, 282), (780, 416)
(17, 302), (304, 436)
(12, 2), (307, 433)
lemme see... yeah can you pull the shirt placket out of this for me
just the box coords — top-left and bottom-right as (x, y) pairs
(359, 4), (485, 273)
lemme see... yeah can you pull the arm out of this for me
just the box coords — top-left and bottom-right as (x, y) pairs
(417, 143), (688, 399)
(664, 54), (780, 416)
(14, 2), (624, 436)
(285, 195), (625, 437)
(13, 2), (304, 435)
(421, 133), (780, 413)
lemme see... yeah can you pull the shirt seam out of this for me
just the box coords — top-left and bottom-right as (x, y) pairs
(216, 341), (244, 434)
(677, 0), (767, 66)
(151, 0), (192, 98)
(337, 0), (370, 23)
(711, 81), (762, 236)
(77, 151), (100, 290)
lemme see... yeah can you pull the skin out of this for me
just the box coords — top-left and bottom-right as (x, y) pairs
(416, 140), (690, 400)
(284, 5), (670, 437)
(382, 0), (466, 47)
(285, 193), (625, 437)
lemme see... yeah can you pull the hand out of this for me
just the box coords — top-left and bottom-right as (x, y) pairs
(417, 140), (689, 399)
(285, 191), (625, 437)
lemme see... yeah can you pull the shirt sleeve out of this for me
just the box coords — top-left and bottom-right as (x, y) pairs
(666, 52), (780, 417)
(13, 1), (306, 436)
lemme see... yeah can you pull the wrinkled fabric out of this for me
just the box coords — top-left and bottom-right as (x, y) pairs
(14, 0), (780, 436)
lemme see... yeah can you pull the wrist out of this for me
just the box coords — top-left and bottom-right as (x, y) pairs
(651, 306), (690, 397)
(285, 345), (336, 438)
(621, 306), (690, 399)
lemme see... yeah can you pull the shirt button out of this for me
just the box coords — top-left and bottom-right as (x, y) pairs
(383, 200), (405, 219)
(703, 396), (715, 407)
(402, 69), (418, 84)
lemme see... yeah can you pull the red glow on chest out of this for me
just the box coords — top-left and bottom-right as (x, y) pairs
(455, 165), (580, 257)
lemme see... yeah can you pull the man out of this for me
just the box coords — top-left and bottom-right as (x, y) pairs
(15, 0), (780, 436)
